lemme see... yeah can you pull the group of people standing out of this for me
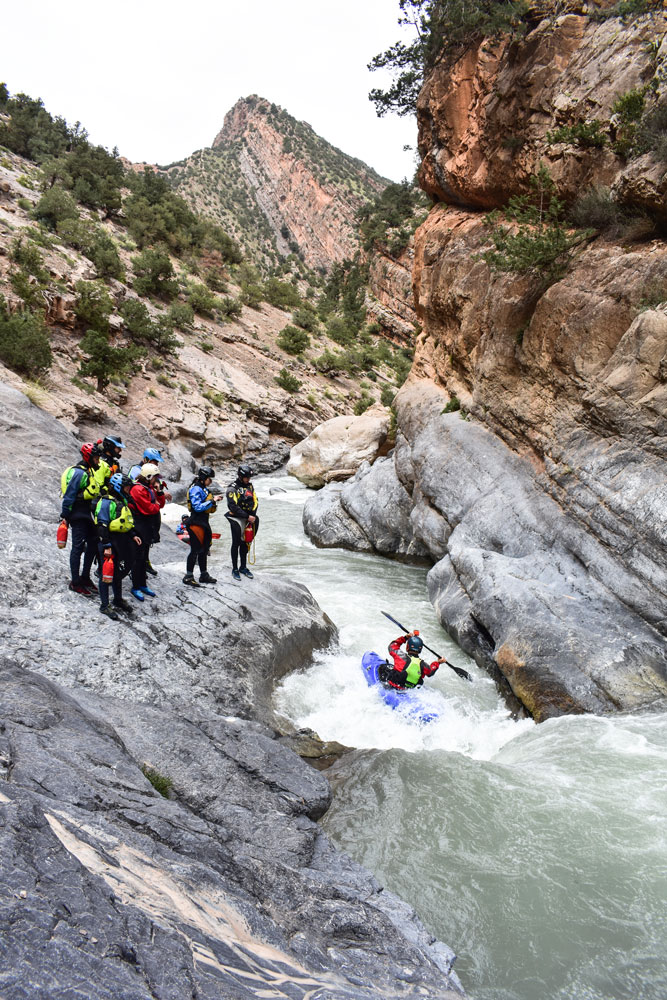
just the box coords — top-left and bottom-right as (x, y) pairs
(59, 434), (259, 621)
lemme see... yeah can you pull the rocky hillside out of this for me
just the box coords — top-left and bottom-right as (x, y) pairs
(0, 155), (413, 477)
(161, 96), (389, 273)
(302, 2), (667, 721)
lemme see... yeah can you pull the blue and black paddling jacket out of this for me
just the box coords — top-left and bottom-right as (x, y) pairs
(187, 483), (217, 526)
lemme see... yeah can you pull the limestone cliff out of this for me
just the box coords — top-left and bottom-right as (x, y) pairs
(303, 4), (667, 720)
(163, 96), (388, 272)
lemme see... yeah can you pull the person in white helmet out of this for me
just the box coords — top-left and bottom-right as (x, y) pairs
(128, 463), (169, 601)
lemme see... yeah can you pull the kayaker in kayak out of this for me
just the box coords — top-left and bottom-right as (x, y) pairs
(379, 632), (446, 690)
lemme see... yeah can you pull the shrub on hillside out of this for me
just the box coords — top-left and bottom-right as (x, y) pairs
(217, 296), (243, 321)
(263, 277), (301, 311)
(292, 307), (318, 332)
(132, 247), (178, 299)
(33, 185), (79, 229)
(186, 282), (218, 317)
(0, 298), (52, 376)
(168, 301), (194, 330)
(277, 324), (310, 355)
(74, 280), (114, 332)
(274, 368), (301, 392)
(78, 329), (140, 391)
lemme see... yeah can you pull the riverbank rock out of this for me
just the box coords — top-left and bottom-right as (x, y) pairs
(286, 405), (391, 488)
(0, 662), (463, 1000)
(311, 377), (667, 720)
(0, 379), (464, 997)
(304, 457), (430, 561)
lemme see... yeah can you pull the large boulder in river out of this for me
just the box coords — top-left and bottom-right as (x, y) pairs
(287, 405), (390, 488)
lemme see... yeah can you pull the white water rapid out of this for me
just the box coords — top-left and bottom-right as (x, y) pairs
(211, 475), (667, 1000)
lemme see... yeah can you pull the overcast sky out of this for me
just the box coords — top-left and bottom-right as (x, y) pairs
(3, 0), (419, 182)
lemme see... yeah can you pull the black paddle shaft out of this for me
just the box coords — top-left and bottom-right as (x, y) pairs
(381, 611), (473, 683)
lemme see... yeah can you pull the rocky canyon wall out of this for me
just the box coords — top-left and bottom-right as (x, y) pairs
(304, 6), (667, 719)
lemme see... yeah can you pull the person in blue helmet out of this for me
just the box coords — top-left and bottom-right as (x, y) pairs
(129, 447), (163, 482)
(98, 434), (124, 478)
(94, 472), (142, 620)
(379, 631), (445, 689)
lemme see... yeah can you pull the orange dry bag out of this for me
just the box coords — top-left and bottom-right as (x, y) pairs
(102, 556), (114, 583)
(56, 520), (69, 549)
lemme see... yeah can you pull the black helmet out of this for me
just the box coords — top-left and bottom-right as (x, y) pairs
(103, 434), (123, 452)
(406, 635), (424, 655)
(197, 465), (215, 481)
(237, 463), (253, 480)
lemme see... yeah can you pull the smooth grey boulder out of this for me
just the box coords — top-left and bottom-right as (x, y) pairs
(302, 481), (374, 552)
(319, 380), (667, 720)
(0, 663), (463, 999)
(303, 458), (429, 561)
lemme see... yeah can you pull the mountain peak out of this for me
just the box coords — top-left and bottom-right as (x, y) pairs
(165, 97), (389, 272)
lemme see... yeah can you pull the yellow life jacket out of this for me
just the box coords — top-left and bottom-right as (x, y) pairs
(404, 656), (423, 688)
(94, 496), (135, 533)
(92, 459), (111, 493)
(60, 464), (101, 502)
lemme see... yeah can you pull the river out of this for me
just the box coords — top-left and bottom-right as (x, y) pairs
(211, 475), (667, 1000)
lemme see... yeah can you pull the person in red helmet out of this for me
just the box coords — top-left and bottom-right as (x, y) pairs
(379, 631), (446, 690)
(59, 442), (102, 595)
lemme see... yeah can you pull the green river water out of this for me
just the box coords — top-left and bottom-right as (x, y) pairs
(211, 475), (667, 1000)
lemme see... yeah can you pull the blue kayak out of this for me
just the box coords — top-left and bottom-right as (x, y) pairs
(361, 651), (439, 724)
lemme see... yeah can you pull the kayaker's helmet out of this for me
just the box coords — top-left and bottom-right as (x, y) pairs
(237, 463), (252, 481)
(143, 447), (162, 463)
(110, 472), (133, 496)
(406, 635), (424, 655)
(197, 465), (215, 483)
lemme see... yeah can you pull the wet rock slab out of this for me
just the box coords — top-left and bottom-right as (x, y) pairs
(0, 664), (463, 999)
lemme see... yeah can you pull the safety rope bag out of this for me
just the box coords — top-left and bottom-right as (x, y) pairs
(244, 522), (256, 565)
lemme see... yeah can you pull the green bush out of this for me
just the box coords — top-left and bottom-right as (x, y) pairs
(636, 99), (667, 161)
(380, 385), (395, 407)
(32, 185), (79, 229)
(275, 367), (301, 392)
(186, 281), (218, 317)
(277, 324), (310, 355)
(263, 277), (301, 311)
(612, 88), (646, 156)
(481, 166), (592, 290)
(546, 120), (607, 149)
(327, 316), (355, 346)
(74, 280), (113, 332)
(292, 307), (318, 331)
(442, 396), (461, 414)
(119, 299), (153, 340)
(78, 329), (140, 391)
(168, 301), (194, 330)
(240, 281), (264, 309)
(0, 300), (52, 376)
(141, 764), (173, 798)
(353, 391), (374, 415)
(567, 187), (626, 233)
(217, 295), (242, 320)
(132, 247), (178, 299)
